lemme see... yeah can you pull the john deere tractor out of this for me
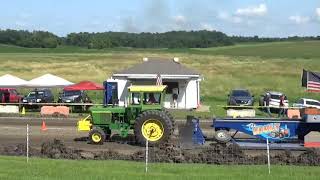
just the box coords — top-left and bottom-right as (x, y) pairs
(77, 85), (175, 145)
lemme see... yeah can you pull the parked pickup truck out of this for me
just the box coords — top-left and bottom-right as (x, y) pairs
(0, 88), (23, 103)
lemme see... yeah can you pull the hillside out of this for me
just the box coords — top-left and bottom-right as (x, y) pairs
(193, 41), (320, 59)
(0, 41), (319, 116)
(1, 41), (320, 58)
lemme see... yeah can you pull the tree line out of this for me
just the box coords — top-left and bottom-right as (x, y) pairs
(66, 31), (233, 49)
(0, 29), (60, 48)
(0, 29), (319, 49)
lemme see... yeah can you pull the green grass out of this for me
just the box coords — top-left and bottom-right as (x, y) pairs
(0, 41), (320, 117)
(192, 41), (320, 59)
(2, 41), (320, 58)
(0, 156), (319, 180)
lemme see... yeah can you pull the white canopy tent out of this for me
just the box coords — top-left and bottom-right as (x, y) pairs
(0, 74), (28, 87)
(26, 73), (74, 87)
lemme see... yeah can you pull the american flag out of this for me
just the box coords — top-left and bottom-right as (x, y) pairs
(302, 69), (320, 92)
(307, 81), (320, 92)
(156, 74), (162, 86)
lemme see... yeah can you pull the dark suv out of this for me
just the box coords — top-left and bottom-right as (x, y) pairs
(58, 90), (91, 103)
(22, 89), (54, 104)
(227, 89), (254, 106)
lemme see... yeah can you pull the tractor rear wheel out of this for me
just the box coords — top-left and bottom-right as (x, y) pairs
(89, 127), (106, 145)
(134, 110), (173, 146)
(164, 109), (175, 131)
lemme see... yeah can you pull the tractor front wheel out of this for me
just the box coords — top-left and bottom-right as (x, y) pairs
(88, 127), (106, 145)
(134, 110), (173, 146)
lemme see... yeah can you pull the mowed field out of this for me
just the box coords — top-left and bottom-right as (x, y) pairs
(1, 156), (320, 180)
(0, 41), (320, 117)
(1, 41), (320, 179)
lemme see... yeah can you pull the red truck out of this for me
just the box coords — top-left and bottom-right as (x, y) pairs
(0, 88), (23, 103)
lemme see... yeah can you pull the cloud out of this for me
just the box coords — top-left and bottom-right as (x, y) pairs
(218, 12), (229, 20)
(173, 15), (186, 24)
(15, 21), (27, 27)
(200, 23), (215, 31)
(289, 15), (310, 24)
(316, 8), (320, 19)
(235, 4), (267, 16)
(171, 15), (192, 31)
(218, 12), (243, 23)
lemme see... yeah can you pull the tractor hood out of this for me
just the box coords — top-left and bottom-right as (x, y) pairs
(90, 106), (126, 113)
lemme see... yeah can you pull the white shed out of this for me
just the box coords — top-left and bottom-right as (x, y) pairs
(107, 58), (201, 109)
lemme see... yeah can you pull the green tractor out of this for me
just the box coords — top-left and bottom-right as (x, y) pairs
(77, 85), (175, 145)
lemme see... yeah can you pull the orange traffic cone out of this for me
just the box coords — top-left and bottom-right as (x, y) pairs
(41, 121), (47, 131)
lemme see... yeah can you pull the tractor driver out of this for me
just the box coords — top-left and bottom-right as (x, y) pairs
(146, 93), (157, 104)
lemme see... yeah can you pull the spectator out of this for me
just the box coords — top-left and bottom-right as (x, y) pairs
(264, 93), (272, 117)
(278, 94), (286, 117)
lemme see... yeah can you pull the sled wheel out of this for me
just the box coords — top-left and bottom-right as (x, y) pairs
(214, 130), (231, 143)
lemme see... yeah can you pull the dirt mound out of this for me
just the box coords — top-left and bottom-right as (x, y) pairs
(40, 139), (131, 160)
(1, 139), (320, 166)
(297, 148), (320, 166)
(149, 142), (185, 163)
(181, 143), (248, 164)
(2, 144), (40, 157)
(41, 139), (82, 159)
(272, 150), (296, 165)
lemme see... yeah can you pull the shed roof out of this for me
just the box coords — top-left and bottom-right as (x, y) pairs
(114, 59), (200, 76)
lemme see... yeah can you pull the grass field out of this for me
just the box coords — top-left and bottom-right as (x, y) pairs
(193, 41), (320, 59)
(1, 156), (320, 180)
(0, 41), (320, 117)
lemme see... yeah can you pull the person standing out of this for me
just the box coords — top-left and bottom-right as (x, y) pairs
(172, 88), (179, 108)
(264, 93), (272, 117)
(278, 94), (286, 117)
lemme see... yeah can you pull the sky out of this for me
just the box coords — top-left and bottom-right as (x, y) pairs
(0, 0), (319, 37)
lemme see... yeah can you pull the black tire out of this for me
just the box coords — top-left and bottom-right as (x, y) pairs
(214, 130), (231, 143)
(134, 110), (173, 146)
(105, 128), (112, 141)
(164, 109), (175, 131)
(88, 127), (106, 145)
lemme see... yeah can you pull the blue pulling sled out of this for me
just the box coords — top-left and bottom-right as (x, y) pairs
(189, 115), (320, 149)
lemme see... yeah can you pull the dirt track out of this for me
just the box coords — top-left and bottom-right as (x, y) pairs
(0, 117), (320, 165)
(0, 117), (215, 154)
(0, 117), (144, 154)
